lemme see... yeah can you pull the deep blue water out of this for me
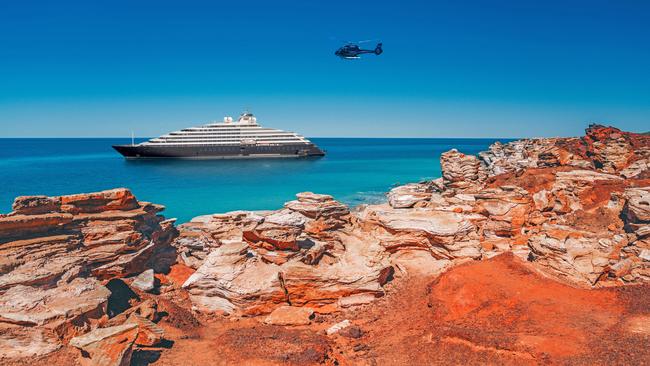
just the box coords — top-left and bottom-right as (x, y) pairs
(0, 138), (505, 223)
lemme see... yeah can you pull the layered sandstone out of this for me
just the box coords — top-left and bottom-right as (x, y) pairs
(179, 192), (393, 315)
(0, 188), (177, 359)
(174, 124), (649, 319)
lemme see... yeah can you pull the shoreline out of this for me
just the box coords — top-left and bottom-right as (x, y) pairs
(0, 123), (649, 365)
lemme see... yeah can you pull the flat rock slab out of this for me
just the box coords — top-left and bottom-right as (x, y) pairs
(0, 277), (110, 326)
(264, 306), (314, 326)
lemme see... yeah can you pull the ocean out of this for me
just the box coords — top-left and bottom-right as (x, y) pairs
(0, 138), (504, 223)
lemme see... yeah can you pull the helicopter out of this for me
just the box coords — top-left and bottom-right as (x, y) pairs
(335, 41), (383, 59)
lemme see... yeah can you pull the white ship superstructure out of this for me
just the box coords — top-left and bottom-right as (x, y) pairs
(145, 113), (310, 147)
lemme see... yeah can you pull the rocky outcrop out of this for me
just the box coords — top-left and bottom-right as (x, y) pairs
(180, 193), (391, 315)
(0, 188), (177, 359)
(583, 124), (639, 173)
(176, 125), (650, 318)
(478, 137), (592, 176)
(173, 210), (264, 269)
(69, 323), (138, 366)
(0, 188), (177, 288)
(441, 149), (487, 191)
(477, 124), (650, 178)
(435, 125), (649, 286)
(620, 187), (650, 282)
(360, 125), (649, 287)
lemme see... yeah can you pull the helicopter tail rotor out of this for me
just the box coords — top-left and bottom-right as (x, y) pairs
(374, 43), (383, 55)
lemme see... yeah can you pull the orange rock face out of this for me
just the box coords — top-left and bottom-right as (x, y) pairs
(0, 188), (178, 360)
(69, 323), (139, 366)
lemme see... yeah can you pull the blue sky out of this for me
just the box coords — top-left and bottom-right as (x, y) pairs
(1, 0), (648, 138)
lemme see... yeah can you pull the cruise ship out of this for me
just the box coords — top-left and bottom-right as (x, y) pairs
(112, 112), (325, 159)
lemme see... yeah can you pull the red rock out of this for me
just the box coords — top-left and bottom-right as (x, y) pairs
(60, 188), (140, 214)
(0, 188), (178, 358)
(126, 313), (164, 346)
(69, 323), (138, 366)
(440, 149), (487, 191)
(11, 195), (61, 215)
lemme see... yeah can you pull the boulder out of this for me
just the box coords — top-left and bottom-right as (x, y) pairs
(182, 241), (285, 315)
(131, 269), (155, 293)
(358, 206), (482, 259)
(387, 183), (433, 209)
(125, 313), (164, 346)
(183, 232), (390, 315)
(527, 225), (627, 285)
(173, 211), (264, 269)
(69, 323), (138, 366)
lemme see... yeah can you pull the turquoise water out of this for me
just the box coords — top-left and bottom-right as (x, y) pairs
(0, 138), (503, 223)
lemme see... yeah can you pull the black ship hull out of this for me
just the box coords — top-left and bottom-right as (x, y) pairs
(112, 143), (325, 159)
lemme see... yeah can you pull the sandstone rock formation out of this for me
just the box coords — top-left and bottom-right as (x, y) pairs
(69, 323), (138, 366)
(174, 125), (650, 320)
(441, 149), (487, 191)
(180, 192), (393, 315)
(0, 188), (177, 359)
(130, 269), (155, 292)
(387, 182), (436, 208)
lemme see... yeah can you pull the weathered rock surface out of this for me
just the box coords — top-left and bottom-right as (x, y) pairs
(69, 323), (138, 366)
(477, 124), (650, 177)
(387, 182), (434, 209)
(181, 193), (391, 315)
(125, 313), (164, 346)
(173, 210), (264, 269)
(441, 149), (487, 191)
(130, 269), (155, 292)
(0, 277), (110, 328)
(0, 188), (178, 287)
(0, 188), (178, 358)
